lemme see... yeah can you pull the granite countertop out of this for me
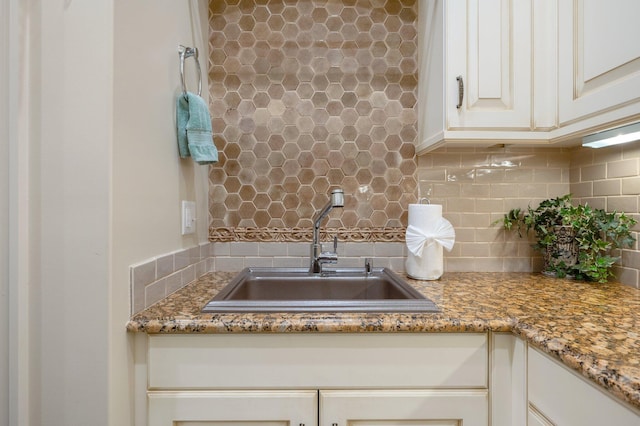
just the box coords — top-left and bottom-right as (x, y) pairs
(127, 271), (640, 410)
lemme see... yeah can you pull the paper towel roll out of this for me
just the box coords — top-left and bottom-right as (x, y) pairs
(405, 204), (454, 280)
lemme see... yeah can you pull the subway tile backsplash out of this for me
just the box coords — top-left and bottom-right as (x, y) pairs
(132, 138), (639, 314)
(130, 243), (212, 314)
(130, 240), (407, 314)
(418, 146), (572, 276)
(571, 141), (640, 287)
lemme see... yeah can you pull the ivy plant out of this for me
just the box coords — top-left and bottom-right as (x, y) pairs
(496, 194), (637, 283)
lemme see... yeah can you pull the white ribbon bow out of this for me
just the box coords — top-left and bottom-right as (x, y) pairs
(405, 218), (456, 257)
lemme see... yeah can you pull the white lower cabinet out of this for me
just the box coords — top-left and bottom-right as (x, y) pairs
(528, 346), (640, 426)
(140, 333), (489, 426)
(136, 333), (640, 426)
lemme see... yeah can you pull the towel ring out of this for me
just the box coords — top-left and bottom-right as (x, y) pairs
(179, 45), (202, 98)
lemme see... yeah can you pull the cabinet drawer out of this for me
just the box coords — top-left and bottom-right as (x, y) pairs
(148, 390), (317, 426)
(148, 333), (488, 389)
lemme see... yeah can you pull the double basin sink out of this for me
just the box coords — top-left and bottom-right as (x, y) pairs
(202, 267), (440, 313)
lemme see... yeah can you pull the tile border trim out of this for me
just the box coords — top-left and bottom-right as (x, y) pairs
(208, 226), (407, 242)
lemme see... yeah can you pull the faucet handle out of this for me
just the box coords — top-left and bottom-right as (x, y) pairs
(322, 235), (338, 254)
(364, 258), (372, 273)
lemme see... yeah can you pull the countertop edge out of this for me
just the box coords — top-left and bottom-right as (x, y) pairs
(125, 315), (640, 411)
(125, 271), (640, 411)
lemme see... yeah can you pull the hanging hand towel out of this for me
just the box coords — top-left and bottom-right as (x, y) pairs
(176, 92), (218, 165)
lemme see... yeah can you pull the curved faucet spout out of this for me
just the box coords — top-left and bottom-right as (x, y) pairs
(310, 189), (344, 273)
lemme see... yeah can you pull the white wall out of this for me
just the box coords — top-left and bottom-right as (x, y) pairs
(1, 1), (10, 423)
(111, 0), (210, 423)
(35, 0), (113, 424)
(3, 1), (33, 424)
(2, 0), (209, 425)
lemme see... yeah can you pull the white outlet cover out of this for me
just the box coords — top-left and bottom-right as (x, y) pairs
(181, 201), (196, 235)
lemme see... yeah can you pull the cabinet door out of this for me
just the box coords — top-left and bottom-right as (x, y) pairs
(490, 333), (527, 426)
(320, 389), (488, 426)
(148, 390), (317, 426)
(527, 405), (555, 426)
(446, 0), (532, 129)
(528, 347), (640, 425)
(558, 0), (640, 125)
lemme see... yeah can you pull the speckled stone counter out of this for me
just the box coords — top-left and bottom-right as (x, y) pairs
(127, 271), (640, 410)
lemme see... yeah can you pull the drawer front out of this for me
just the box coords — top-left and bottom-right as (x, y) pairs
(148, 390), (318, 426)
(148, 333), (488, 389)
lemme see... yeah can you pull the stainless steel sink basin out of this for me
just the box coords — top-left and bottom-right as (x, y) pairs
(202, 267), (440, 313)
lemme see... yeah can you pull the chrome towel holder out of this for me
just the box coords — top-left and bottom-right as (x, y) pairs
(178, 45), (202, 98)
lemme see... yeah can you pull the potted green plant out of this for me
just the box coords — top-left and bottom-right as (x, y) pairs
(497, 194), (637, 282)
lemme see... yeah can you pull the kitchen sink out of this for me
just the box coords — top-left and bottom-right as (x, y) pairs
(202, 267), (440, 313)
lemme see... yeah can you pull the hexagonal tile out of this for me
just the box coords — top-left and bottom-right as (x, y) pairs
(209, 0), (418, 232)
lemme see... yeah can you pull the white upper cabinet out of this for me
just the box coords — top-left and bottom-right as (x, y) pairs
(418, 0), (553, 153)
(558, 0), (640, 126)
(446, 0), (532, 130)
(418, 0), (640, 153)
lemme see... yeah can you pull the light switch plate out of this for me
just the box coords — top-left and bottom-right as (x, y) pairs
(181, 201), (196, 235)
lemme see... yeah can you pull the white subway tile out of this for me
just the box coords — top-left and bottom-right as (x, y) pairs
(132, 261), (156, 286)
(502, 257), (533, 272)
(287, 242), (310, 256)
(259, 242), (289, 256)
(165, 272), (184, 295)
(229, 242), (260, 256)
(622, 176), (640, 195)
(145, 279), (166, 308)
(475, 199), (504, 213)
(459, 212), (491, 228)
(445, 258), (477, 272)
(476, 168), (506, 183)
(504, 168), (533, 183)
(460, 242), (491, 257)
(181, 265), (196, 286)
(594, 179), (621, 196)
(580, 163), (607, 181)
(547, 183), (571, 197)
(571, 182), (593, 198)
(607, 196), (638, 213)
(211, 242), (230, 256)
(607, 159), (639, 178)
(196, 259), (208, 278)
(156, 254), (174, 279)
(243, 257), (274, 267)
(215, 257), (245, 272)
(474, 258), (504, 272)
(461, 183), (491, 198)
(517, 183), (550, 198)
(447, 168), (476, 182)
(343, 242), (375, 256)
(447, 198), (475, 213)
(374, 242), (404, 257)
(533, 168), (563, 183)
(174, 248), (190, 269)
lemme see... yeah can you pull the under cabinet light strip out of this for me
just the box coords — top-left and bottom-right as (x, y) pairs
(582, 122), (640, 148)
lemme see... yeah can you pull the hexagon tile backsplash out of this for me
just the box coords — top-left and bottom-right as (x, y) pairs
(208, 0), (418, 242)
